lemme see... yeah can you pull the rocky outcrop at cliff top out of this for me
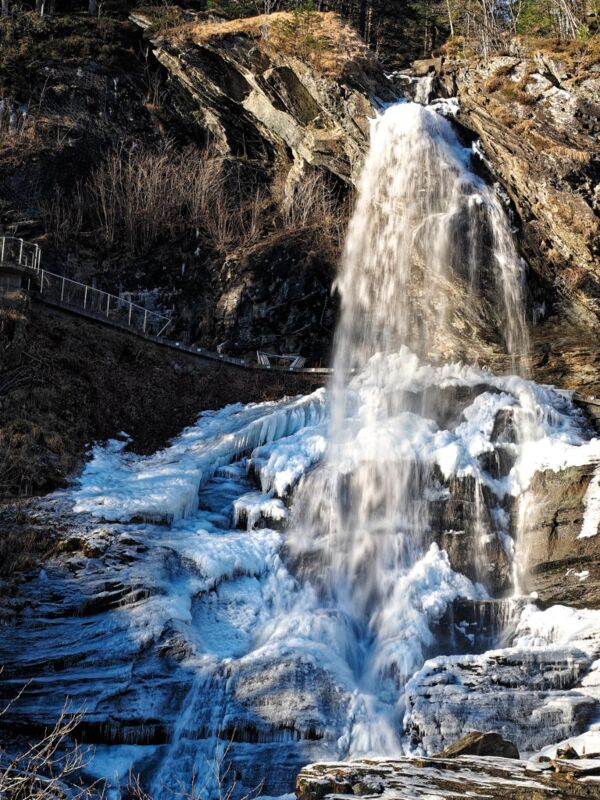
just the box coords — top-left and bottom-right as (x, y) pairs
(451, 54), (600, 336)
(132, 11), (394, 186)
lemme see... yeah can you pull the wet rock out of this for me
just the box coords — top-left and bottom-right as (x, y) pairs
(431, 473), (513, 595)
(437, 730), (519, 759)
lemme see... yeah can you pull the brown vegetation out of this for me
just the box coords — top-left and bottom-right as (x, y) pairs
(168, 10), (371, 77)
(484, 64), (537, 104)
(41, 140), (346, 260)
(522, 33), (600, 77)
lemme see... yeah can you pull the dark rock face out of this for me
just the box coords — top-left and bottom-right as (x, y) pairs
(207, 232), (339, 362)
(437, 730), (519, 759)
(296, 755), (600, 800)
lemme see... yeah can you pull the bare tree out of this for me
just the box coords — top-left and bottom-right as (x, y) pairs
(0, 694), (101, 800)
(35, 0), (56, 16)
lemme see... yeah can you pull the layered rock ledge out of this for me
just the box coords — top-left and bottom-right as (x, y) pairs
(296, 754), (600, 800)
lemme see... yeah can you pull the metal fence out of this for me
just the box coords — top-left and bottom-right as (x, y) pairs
(37, 270), (172, 337)
(0, 236), (41, 270)
(0, 236), (171, 338)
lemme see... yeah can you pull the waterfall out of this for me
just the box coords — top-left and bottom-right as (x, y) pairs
(9, 100), (600, 800)
(332, 102), (527, 379)
(289, 101), (532, 750)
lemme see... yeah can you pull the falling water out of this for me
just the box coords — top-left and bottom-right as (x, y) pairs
(332, 102), (527, 379)
(291, 101), (532, 750)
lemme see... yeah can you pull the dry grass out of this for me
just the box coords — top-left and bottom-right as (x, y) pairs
(518, 33), (600, 77)
(272, 166), (346, 258)
(484, 64), (537, 104)
(41, 143), (268, 256)
(169, 11), (370, 77)
(42, 138), (346, 260)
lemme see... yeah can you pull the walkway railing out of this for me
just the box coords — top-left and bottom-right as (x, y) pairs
(0, 236), (171, 338)
(0, 236), (329, 373)
(0, 236), (41, 270)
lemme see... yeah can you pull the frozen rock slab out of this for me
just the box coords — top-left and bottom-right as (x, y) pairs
(296, 755), (600, 800)
(403, 646), (597, 754)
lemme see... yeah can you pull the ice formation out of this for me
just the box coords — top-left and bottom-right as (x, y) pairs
(3, 101), (600, 798)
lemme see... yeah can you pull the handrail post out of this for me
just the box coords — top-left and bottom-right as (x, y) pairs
(84, 285), (88, 309)
(1, 238), (5, 263)
(143, 309), (148, 333)
(61, 276), (65, 301)
(40, 269), (44, 293)
(18, 239), (24, 266)
(106, 294), (110, 317)
(128, 302), (132, 326)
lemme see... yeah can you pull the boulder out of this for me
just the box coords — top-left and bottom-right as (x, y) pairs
(412, 57), (443, 76)
(437, 730), (519, 759)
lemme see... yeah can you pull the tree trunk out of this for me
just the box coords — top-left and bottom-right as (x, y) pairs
(35, 0), (44, 15)
(1, 0), (9, 16)
(446, 0), (455, 36)
(88, 0), (98, 14)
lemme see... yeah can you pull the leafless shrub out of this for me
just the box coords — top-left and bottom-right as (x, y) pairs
(83, 143), (268, 255)
(276, 167), (346, 256)
(39, 183), (85, 247)
(42, 141), (346, 261)
(0, 697), (101, 800)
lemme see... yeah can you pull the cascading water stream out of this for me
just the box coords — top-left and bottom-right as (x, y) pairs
(290, 100), (533, 752)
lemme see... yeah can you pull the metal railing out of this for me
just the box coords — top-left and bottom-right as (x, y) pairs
(0, 236), (41, 270)
(0, 237), (330, 373)
(0, 236), (171, 338)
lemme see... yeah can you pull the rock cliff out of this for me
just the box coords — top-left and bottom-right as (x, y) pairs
(447, 51), (600, 393)
(133, 10), (393, 185)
